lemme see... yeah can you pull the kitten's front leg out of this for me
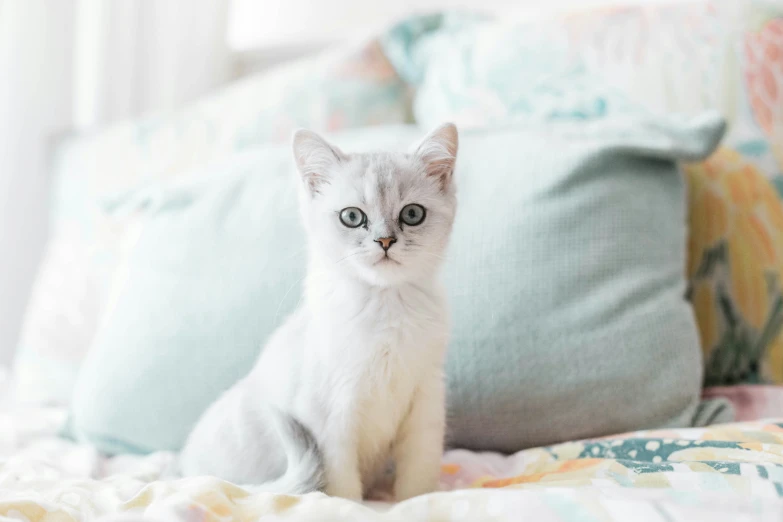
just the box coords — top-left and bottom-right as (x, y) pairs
(393, 373), (445, 501)
(321, 407), (363, 500)
(323, 445), (362, 500)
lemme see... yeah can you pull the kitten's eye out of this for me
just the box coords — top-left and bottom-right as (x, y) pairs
(339, 207), (366, 228)
(400, 204), (426, 226)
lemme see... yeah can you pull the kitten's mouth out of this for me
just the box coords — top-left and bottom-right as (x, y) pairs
(374, 254), (400, 266)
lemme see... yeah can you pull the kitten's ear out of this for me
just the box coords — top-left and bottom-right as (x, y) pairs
(292, 129), (347, 195)
(413, 123), (458, 189)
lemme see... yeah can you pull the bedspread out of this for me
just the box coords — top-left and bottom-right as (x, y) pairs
(2, 406), (783, 521)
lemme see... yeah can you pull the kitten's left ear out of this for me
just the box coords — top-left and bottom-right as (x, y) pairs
(412, 123), (458, 189)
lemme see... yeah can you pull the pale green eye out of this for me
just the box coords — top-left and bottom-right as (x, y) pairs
(400, 204), (426, 226)
(339, 207), (366, 228)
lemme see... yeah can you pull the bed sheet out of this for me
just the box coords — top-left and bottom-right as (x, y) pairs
(2, 402), (783, 522)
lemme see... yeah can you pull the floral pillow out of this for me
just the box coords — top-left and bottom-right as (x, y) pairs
(14, 39), (412, 405)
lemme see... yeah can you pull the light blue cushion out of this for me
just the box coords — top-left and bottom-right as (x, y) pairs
(70, 115), (732, 454)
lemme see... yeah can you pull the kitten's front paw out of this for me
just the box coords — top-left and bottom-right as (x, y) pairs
(394, 475), (440, 502)
(325, 473), (363, 501)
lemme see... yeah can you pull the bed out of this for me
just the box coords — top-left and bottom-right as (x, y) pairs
(2, 382), (783, 521)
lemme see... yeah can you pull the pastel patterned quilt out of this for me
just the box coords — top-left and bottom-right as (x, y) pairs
(2, 407), (783, 521)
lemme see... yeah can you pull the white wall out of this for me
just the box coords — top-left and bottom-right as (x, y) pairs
(74, 0), (230, 127)
(228, 0), (695, 50)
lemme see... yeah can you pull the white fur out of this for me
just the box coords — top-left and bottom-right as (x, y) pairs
(180, 124), (459, 501)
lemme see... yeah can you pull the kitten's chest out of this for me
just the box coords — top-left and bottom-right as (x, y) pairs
(332, 289), (444, 461)
(349, 310), (424, 413)
(349, 285), (445, 351)
(312, 292), (441, 408)
(342, 293), (443, 390)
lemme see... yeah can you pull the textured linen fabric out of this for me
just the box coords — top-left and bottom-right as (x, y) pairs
(70, 115), (729, 454)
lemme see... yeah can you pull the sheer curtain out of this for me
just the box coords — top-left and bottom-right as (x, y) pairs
(0, 1), (75, 366)
(73, 0), (230, 127)
(0, 0), (231, 365)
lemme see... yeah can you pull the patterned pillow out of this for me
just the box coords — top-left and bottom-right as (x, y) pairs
(381, 2), (781, 177)
(381, 0), (783, 144)
(14, 39), (412, 405)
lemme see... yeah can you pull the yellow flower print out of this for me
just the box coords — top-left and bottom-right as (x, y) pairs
(766, 335), (783, 383)
(727, 223), (768, 329)
(685, 146), (783, 384)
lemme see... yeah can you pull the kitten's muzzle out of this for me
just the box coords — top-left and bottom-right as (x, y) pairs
(375, 236), (397, 251)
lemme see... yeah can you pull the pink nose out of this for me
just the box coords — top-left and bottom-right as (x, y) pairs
(375, 237), (397, 251)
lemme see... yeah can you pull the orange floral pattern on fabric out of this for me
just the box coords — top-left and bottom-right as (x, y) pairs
(685, 147), (783, 384)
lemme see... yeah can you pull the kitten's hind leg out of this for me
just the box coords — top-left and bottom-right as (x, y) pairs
(179, 385), (285, 484)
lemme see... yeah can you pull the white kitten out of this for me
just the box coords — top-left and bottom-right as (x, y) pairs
(179, 123), (458, 501)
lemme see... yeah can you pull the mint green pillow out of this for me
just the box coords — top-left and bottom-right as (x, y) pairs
(70, 115), (731, 454)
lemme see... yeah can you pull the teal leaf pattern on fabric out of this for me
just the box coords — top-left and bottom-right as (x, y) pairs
(575, 439), (746, 462)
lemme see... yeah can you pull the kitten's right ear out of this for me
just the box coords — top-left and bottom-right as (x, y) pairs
(412, 123), (458, 190)
(292, 129), (347, 195)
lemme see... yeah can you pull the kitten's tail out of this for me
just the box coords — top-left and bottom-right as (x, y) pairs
(250, 409), (325, 495)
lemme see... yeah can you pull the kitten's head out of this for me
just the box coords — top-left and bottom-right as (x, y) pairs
(292, 124), (458, 287)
